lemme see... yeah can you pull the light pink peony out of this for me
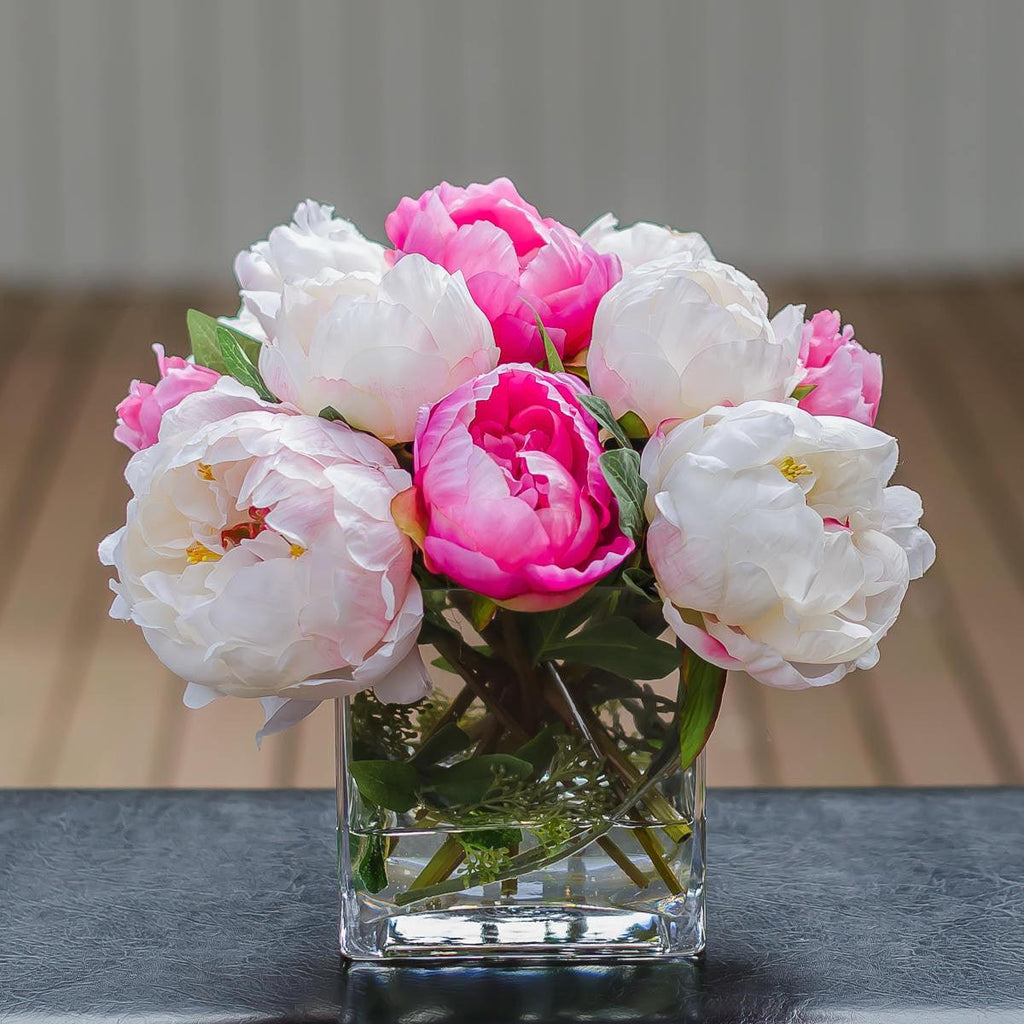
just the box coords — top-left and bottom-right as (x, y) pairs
(385, 178), (621, 364)
(796, 310), (882, 426)
(114, 345), (220, 452)
(400, 364), (635, 610)
(101, 378), (426, 705)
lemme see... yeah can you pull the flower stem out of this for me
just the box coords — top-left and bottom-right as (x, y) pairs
(543, 664), (683, 893)
(567, 693), (691, 844)
(394, 750), (680, 906)
(408, 621), (651, 895)
(408, 836), (465, 891)
(632, 828), (683, 894)
(417, 684), (475, 747)
(596, 836), (649, 889)
(500, 844), (520, 897)
(430, 633), (528, 743)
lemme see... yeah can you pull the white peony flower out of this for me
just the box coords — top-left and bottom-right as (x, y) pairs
(257, 253), (499, 444)
(98, 378), (427, 709)
(582, 212), (715, 271)
(231, 199), (388, 340)
(641, 401), (935, 690)
(587, 255), (803, 431)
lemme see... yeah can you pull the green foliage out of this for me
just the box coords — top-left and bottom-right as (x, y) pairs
(349, 760), (420, 813)
(539, 615), (679, 680)
(319, 405), (346, 422)
(604, 682), (678, 759)
(577, 668), (645, 704)
(440, 736), (616, 851)
(409, 723), (473, 769)
(579, 393), (632, 449)
(618, 410), (649, 440)
(470, 594), (498, 632)
(186, 309), (262, 372)
(458, 827), (523, 849)
(424, 754), (534, 806)
(455, 835), (517, 884)
(513, 725), (560, 780)
(350, 833), (388, 893)
(792, 383), (817, 401)
(599, 447), (647, 540)
(215, 327), (276, 401)
(349, 690), (421, 761)
(535, 312), (564, 373)
(678, 649), (728, 770)
(621, 566), (658, 602)
(523, 588), (612, 663)
(414, 691), (455, 738)
(417, 617), (460, 648)
(455, 827), (523, 883)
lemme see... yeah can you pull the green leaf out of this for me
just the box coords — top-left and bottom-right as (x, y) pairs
(417, 618), (460, 648)
(319, 405), (346, 422)
(470, 594), (498, 633)
(187, 309), (262, 372)
(457, 827), (523, 850)
(678, 649), (728, 770)
(541, 615), (679, 680)
(579, 394), (631, 449)
(514, 726), (559, 780)
(599, 447), (647, 540)
(425, 754), (533, 806)
(187, 310), (227, 372)
(618, 410), (649, 440)
(524, 588), (612, 664)
(621, 566), (658, 603)
(350, 833), (388, 893)
(792, 383), (817, 401)
(535, 312), (564, 373)
(349, 759), (420, 813)
(431, 643), (492, 675)
(215, 327), (277, 402)
(410, 723), (473, 769)
(578, 668), (645, 704)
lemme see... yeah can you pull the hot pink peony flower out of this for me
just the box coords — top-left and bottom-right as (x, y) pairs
(795, 310), (882, 426)
(115, 345), (220, 452)
(385, 178), (621, 364)
(399, 364), (635, 610)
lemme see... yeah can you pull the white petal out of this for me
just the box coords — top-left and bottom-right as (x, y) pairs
(255, 697), (320, 746)
(183, 682), (220, 709)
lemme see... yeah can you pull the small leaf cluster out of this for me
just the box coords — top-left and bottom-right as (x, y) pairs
(349, 721), (541, 817)
(454, 828), (523, 884)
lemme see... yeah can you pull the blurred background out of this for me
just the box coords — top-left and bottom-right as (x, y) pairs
(1, 0), (1021, 789)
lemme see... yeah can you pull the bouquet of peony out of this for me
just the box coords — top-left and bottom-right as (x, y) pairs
(100, 179), (934, 952)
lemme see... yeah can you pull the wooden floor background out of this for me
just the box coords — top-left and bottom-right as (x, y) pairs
(0, 279), (1021, 789)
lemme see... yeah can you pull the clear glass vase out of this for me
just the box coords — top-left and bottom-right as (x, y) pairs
(335, 591), (706, 961)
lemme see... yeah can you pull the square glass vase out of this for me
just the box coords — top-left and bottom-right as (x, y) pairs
(335, 651), (706, 962)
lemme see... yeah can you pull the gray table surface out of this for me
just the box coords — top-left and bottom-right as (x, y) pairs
(0, 788), (1021, 1023)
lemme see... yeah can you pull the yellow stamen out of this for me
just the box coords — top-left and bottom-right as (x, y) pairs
(289, 543), (307, 559)
(186, 540), (222, 565)
(197, 462), (215, 481)
(777, 456), (812, 483)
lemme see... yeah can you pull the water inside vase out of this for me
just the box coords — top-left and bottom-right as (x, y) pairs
(340, 819), (704, 959)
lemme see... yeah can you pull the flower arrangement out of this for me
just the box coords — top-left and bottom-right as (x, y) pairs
(100, 178), (934, 958)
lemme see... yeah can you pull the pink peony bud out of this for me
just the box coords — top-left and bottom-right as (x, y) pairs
(114, 345), (221, 452)
(795, 310), (882, 426)
(410, 364), (635, 610)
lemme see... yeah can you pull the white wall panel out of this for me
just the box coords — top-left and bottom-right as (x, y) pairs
(0, 0), (1021, 283)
